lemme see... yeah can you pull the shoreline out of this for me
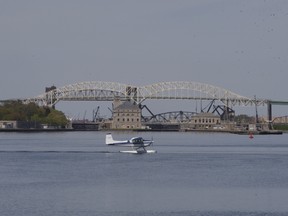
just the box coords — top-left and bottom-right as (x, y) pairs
(0, 128), (82, 132)
(0, 128), (284, 134)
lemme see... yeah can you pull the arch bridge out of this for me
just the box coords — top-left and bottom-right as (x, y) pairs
(24, 81), (266, 107)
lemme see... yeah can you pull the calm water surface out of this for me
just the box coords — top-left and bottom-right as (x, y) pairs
(1, 131), (288, 216)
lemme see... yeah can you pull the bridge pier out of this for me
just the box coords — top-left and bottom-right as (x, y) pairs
(267, 101), (272, 130)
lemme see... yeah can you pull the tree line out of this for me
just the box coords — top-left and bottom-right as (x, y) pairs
(0, 101), (68, 127)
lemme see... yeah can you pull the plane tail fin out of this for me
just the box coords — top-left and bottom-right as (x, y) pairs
(105, 133), (114, 145)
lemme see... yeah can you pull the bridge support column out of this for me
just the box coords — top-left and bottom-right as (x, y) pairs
(45, 86), (56, 109)
(267, 101), (272, 130)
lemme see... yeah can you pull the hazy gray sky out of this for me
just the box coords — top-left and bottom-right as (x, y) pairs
(1, 0), (288, 117)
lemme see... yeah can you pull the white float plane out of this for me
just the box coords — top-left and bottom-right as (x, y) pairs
(105, 133), (156, 154)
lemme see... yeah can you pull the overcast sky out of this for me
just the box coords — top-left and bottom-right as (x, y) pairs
(1, 0), (288, 117)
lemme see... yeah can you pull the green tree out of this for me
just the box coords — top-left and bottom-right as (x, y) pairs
(0, 101), (68, 127)
(46, 109), (68, 127)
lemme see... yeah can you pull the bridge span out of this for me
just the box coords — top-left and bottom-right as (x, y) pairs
(24, 81), (267, 106)
(6, 81), (287, 121)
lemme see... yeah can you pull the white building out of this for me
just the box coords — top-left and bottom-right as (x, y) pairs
(0, 121), (17, 129)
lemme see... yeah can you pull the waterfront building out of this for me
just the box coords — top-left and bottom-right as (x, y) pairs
(0, 120), (17, 129)
(184, 112), (221, 130)
(111, 100), (142, 129)
(0, 120), (42, 129)
(192, 112), (221, 129)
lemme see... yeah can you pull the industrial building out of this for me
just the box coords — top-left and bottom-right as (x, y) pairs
(111, 99), (142, 129)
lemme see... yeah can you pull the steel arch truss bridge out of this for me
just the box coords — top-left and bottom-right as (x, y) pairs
(24, 81), (266, 107)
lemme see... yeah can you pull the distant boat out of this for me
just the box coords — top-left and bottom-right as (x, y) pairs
(72, 120), (99, 131)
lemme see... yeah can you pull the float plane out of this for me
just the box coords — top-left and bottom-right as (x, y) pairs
(105, 133), (156, 154)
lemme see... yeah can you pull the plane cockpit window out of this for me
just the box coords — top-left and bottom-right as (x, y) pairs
(132, 137), (144, 144)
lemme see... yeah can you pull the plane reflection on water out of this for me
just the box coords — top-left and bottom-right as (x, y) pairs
(105, 133), (156, 154)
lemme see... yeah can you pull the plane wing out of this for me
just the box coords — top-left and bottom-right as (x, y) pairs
(105, 133), (132, 146)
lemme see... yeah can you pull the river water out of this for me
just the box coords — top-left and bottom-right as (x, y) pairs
(1, 131), (288, 216)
